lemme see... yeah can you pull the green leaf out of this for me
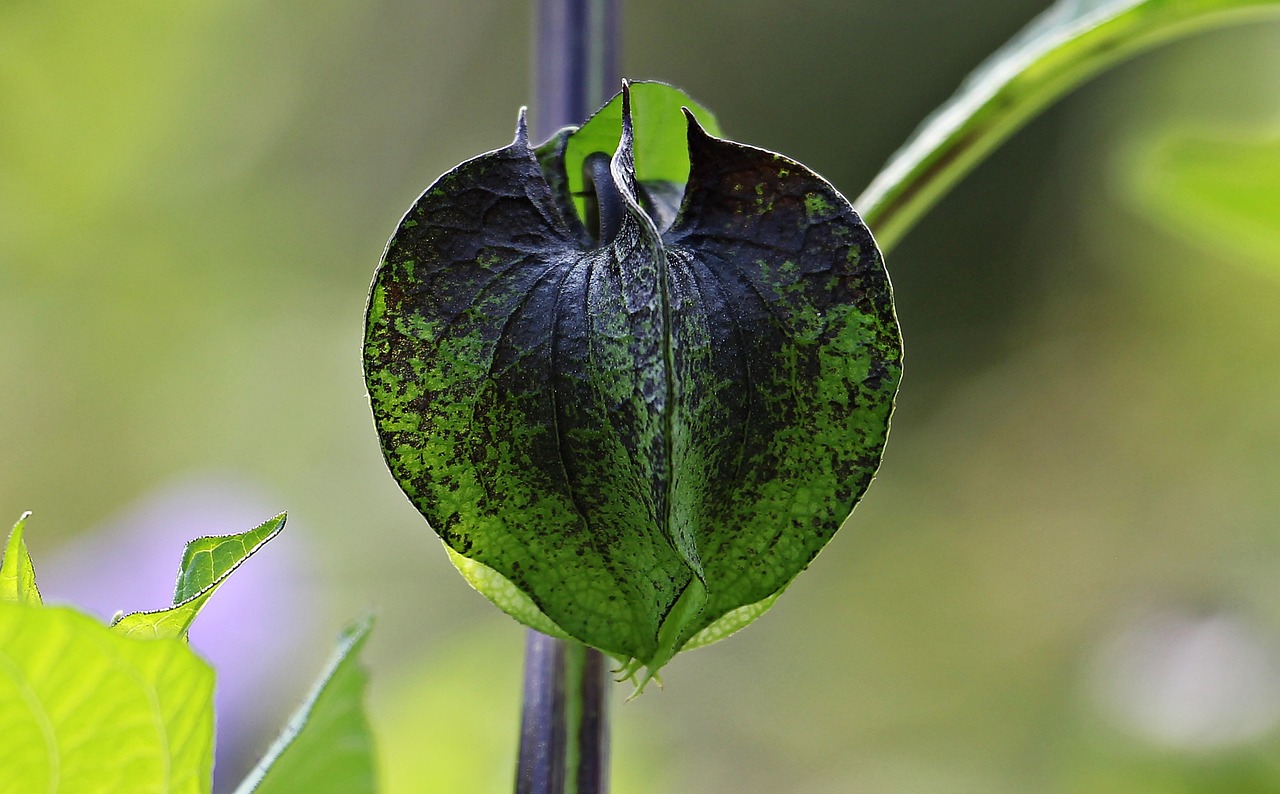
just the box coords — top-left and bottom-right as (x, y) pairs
(444, 546), (574, 642)
(1131, 132), (1280, 273)
(0, 602), (215, 794)
(233, 617), (377, 794)
(856, 0), (1280, 252)
(680, 589), (784, 652)
(1, 512), (41, 605)
(112, 512), (286, 640)
(364, 82), (901, 678)
(561, 80), (722, 226)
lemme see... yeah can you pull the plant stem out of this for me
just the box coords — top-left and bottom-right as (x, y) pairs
(517, 2), (618, 794)
(855, 0), (1280, 254)
(514, 636), (612, 794)
(516, 632), (566, 793)
(573, 646), (610, 791)
(534, 0), (620, 139)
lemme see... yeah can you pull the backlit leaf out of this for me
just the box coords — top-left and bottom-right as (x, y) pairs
(233, 617), (377, 794)
(1, 512), (41, 605)
(112, 512), (285, 640)
(0, 602), (215, 794)
(561, 80), (721, 225)
(1131, 132), (1280, 275)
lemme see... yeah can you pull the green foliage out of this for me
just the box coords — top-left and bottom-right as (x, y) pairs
(856, 0), (1280, 251)
(1132, 132), (1280, 274)
(0, 603), (215, 794)
(0, 514), (216, 794)
(0, 512), (41, 605)
(0, 513), (377, 794)
(560, 81), (721, 223)
(234, 617), (377, 794)
(112, 513), (285, 639)
(365, 82), (901, 681)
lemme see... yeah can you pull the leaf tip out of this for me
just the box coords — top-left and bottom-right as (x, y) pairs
(619, 81), (634, 142)
(9, 511), (32, 539)
(341, 612), (376, 645)
(514, 107), (530, 147)
(682, 105), (711, 142)
(3, 510), (41, 605)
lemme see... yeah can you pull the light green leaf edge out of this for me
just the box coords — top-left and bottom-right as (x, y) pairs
(1, 512), (41, 605)
(445, 546), (573, 642)
(447, 547), (782, 669)
(112, 512), (286, 640)
(856, 0), (1280, 253)
(232, 617), (377, 794)
(1129, 131), (1280, 272)
(681, 590), (784, 652)
(0, 602), (215, 794)
(562, 80), (722, 221)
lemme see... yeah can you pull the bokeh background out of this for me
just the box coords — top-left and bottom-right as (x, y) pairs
(4, 2), (1280, 792)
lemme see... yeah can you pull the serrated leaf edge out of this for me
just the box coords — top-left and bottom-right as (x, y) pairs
(110, 512), (286, 639)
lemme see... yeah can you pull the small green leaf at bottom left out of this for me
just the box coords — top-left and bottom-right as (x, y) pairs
(0, 602), (215, 794)
(0, 512), (216, 794)
(0, 512), (378, 794)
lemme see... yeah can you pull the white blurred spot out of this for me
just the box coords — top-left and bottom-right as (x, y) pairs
(1089, 607), (1280, 750)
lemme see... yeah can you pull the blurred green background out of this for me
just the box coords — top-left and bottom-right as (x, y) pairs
(4, 2), (1280, 792)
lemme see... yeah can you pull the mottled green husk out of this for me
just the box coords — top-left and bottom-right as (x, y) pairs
(364, 83), (902, 679)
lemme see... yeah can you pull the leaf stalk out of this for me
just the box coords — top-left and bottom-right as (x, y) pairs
(856, 0), (1280, 253)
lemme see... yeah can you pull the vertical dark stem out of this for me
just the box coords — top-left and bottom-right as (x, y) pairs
(573, 646), (610, 792)
(518, 2), (619, 794)
(533, 0), (620, 140)
(516, 633), (567, 793)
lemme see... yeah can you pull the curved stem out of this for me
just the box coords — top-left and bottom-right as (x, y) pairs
(584, 151), (624, 245)
(856, 0), (1280, 254)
